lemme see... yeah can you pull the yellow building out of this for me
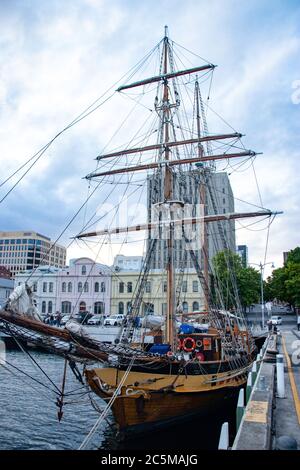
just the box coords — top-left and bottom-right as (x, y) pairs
(110, 270), (205, 316)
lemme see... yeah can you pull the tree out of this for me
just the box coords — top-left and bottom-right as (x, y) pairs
(265, 246), (300, 310)
(212, 250), (261, 312)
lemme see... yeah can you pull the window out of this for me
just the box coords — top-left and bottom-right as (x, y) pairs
(62, 282), (66, 292)
(43, 282), (47, 293)
(94, 282), (99, 293)
(144, 303), (154, 315)
(84, 282), (89, 293)
(127, 282), (132, 293)
(42, 301), (46, 314)
(119, 282), (124, 293)
(145, 281), (151, 293)
(78, 282), (83, 293)
(81, 265), (86, 275)
(79, 301), (86, 312)
(101, 282), (105, 293)
(61, 301), (71, 314)
(33, 283), (37, 293)
(182, 301), (188, 313)
(161, 303), (167, 315)
(163, 281), (167, 293)
(49, 282), (53, 293)
(193, 301), (199, 312)
(48, 301), (53, 314)
(68, 282), (72, 293)
(94, 301), (104, 314)
(118, 302), (124, 315)
(192, 280), (199, 292)
(182, 281), (188, 293)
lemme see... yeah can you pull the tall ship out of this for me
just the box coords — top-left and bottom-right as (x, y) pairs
(0, 27), (281, 440)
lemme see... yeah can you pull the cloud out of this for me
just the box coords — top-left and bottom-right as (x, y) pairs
(0, 0), (299, 270)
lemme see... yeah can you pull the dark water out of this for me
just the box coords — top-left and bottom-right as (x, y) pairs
(0, 350), (237, 450)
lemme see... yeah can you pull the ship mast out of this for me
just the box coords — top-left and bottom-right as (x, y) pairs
(195, 79), (209, 313)
(162, 26), (176, 350)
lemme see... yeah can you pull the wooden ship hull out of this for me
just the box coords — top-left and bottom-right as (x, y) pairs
(85, 363), (251, 435)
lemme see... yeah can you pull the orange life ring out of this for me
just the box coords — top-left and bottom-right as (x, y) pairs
(182, 337), (196, 352)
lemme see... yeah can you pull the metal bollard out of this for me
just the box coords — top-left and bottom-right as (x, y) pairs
(218, 422), (229, 450)
(236, 388), (244, 431)
(246, 372), (253, 403)
(276, 354), (285, 398)
(251, 361), (257, 383)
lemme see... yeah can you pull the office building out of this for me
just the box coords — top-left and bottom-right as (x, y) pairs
(0, 231), (66, 277)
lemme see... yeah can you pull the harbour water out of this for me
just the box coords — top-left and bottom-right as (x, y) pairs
(0, 350), (237, 450)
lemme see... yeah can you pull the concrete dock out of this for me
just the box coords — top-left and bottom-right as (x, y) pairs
(233, 318), (300, 450)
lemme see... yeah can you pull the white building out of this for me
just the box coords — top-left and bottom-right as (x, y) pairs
(15, 258), (111, 316)
(0, 277), (14, 308)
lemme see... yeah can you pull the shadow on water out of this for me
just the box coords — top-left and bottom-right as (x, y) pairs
(101, 394), (239, 451)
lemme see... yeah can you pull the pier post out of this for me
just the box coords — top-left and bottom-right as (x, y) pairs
(218, 422), (229, 450)
(246, 372), (253, 403)
(251, 361), (257, 383)
(236, 388), (245, 431)
(276, 354), (285, 398)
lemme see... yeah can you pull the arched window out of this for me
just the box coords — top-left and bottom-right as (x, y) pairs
(78, 282), (83, 293)
(192, 301), (199, 312)
(61, 301), (71, 314)
(94, 282), (99, 293)
(127, 282), (132, 293)
(48, 301), (53, 314)
(101, 282), (105, 293)
(94, 301), (105, 314)
(68, 282), (72, 293)
(182, 301), (188, 313)
(84, 281), (89, 293)
(81, 265), (86, 275)
(42, 301), (46, 314)
(79, 301), (86, 312)
(118, 302), (124, 315)
(62, 282), (66, 292)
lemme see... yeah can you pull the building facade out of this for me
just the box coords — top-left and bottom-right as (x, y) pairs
(56, 258), (111, 316)
(15, 258), (111, 316)
(110, 269), (205, 316)
(147, 170), (235, 270)
(0, 277), (14, 308)
(236, 245), (248, 267)
(0, 231), (66, 277)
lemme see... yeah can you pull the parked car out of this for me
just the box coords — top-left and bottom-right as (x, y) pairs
(87, 314), (102, 325)
(104, 314), (125, 326)
(61, 315), (71, 325)
(270, 316), (282, 325)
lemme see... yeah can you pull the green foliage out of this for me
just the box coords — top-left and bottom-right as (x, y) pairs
(212, 250), (261, 310)
(265, 247), (300, 307)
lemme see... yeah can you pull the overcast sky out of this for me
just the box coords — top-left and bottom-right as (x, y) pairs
(0, 0), (299, 277)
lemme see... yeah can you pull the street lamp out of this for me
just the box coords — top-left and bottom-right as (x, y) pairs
(250, 261), (275, 329)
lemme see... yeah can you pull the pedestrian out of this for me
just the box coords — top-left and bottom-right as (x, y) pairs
(297, 316), (300, 331)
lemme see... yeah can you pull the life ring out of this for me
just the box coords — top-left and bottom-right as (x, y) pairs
(196, 339), (203, 348)
(182, 337), (196, 352)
